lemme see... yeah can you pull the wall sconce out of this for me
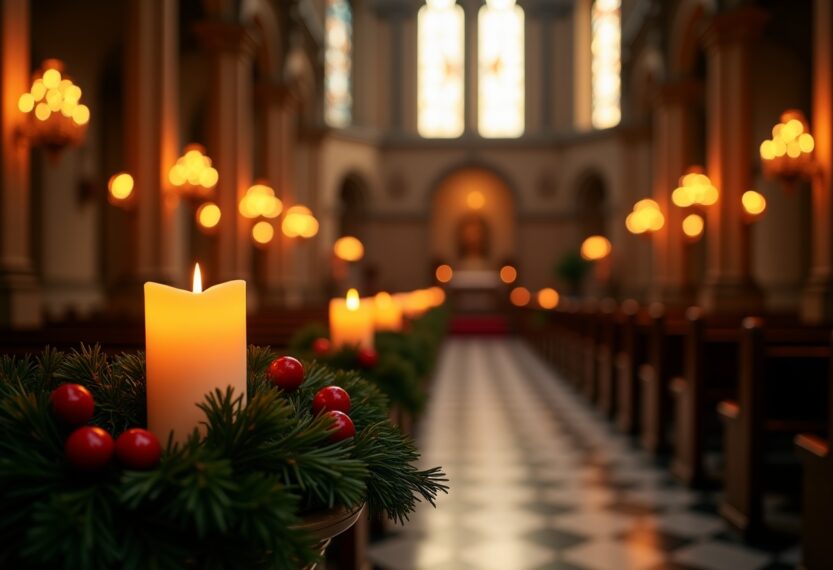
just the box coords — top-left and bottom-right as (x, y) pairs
(169, 144), (218, 198)
(741, 190), (766, 222)
(18, 59), (90, 154)
(625, 199), (665, 235)
(759, 110), (816, 188)
(333, 236), (364, 261)
(580, 235), (612, 261)
(107, 172), (134, 207)
(682, 213), (704, 242)
(281, 205), (319, 238)
(672, 166), (718, 208)
(195, 202), (221, 233)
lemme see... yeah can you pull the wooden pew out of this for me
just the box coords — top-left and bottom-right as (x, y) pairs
(796, 367), (833, 570)
(639, 303), (687, 454)
(669, 308), (744, 485)
(718, 318), (829, 538)
(615, 300), (648, 435)
(580, 300), (602, 401)
(595, 299), (623, 418)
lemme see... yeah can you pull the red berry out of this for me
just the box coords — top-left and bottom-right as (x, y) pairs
(325, 410), (356, 442)
(115, 428), (162, 470)
(50, 383), (95, 426)
(312, 337), (331, 356)
(312, 386), (351, 415)
(357, 347), (379, 369)
(267, 356), (305, 391)
(65, 426), (114, 471)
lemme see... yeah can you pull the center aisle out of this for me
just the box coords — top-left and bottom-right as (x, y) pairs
(368, 338), (797, 570)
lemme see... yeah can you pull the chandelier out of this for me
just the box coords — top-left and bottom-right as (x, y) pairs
(168, 144), (219, 199)
(759, 109), (816, 187)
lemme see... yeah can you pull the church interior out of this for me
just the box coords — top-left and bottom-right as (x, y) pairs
(1, 0), (832, 568)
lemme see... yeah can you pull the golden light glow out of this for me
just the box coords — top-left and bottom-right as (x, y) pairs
(169, 144), (219, 197)
(108, 172), (134, 202)
(196, 202), (222, 230)
(742, 190), (767, 217)
(346, 288), (360, 311)
(428, 286), (446, 306)
(672, 167), (719, 208)
(478, 0), (525, 138)
(333, 236), (364, 261)
(580, 235), (612, 261)
(239, 182), (282, 219)
(251, 221), (275, 245)
(682, 213), (704, 240)
(500, 265), (517, 284)
(625, 199), (665, 235)
(760, 109), (815, 182)
(466, 190), (486, 210)
(537, 288), (560, 310)
(192, 263), (203, 294)
(281, 205), (319, 238)
(510, 286), (531, 307)
(418, 0), (465, 137)
(435, 264), (453, 283)
(18, 59), (89, 150)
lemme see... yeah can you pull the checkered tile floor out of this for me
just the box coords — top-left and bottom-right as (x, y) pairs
(368, 338), (801, 570)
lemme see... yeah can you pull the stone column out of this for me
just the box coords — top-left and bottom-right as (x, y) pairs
(550, 0), (575, 132)
(651, 79), (702, 307)
(196, 22), (257, 292)
(0, 0), (40, 328)
(802, 0), (833, 322)
(698, 7), (767, 314)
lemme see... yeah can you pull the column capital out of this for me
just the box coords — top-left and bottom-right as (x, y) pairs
(193, 21), (259, 57)
(702, 6), (768, 52)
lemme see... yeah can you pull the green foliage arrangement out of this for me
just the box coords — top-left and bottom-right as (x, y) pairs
(0, 345), (447, 570)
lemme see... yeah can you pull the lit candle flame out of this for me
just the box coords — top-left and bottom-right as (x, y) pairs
(193, 263), (202, 293)
(346, 288), (360, 311)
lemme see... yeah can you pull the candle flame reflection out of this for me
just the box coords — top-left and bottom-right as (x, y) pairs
(346, 288), (360, 311)
(193, 263), (203, 293)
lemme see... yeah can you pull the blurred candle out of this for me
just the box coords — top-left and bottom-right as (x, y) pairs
(373, 291), (403, 332)
(144, 264), (247, 442)
(330, 288), (374, 349)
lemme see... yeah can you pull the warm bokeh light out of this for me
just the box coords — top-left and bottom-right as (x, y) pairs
(239, 182), (282, 219)
(682, 213), (704, 240)
(510, 286), (531, 307)
(428, 286), (446, 306)
(435, 264), (453, 283)
(742, 190), (767, 218)
(107, 172), (134, 203)
(251, 221), (275, 245)
(196, 202), (221, 231)
(346, 288), (360, 311)
(760, 109), (816, 182)
(625, 199), (664, 235)
(672, 167), (719, 208)
(169, 144), (219, 197)
(537, 288), (560, 310)
(333, 236), (364, 261)
(466, 190), (486, 210)
(281, 205), (319, 238)
(18, 59), (89, 150)
(500, 265), (517, 284)
(580, 235), (612, 261)
(192, 263), (203, 294)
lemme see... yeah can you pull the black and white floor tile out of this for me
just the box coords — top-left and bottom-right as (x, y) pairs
(368, 338), (801, 570)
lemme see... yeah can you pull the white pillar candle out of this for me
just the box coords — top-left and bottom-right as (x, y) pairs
(329, 288), (374, 349)
(144, 264), (247, 443)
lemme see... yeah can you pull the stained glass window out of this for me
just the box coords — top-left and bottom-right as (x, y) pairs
(418, 0), (465, 138)
(591, 0), (621, 129)
(325, 0), (352, 128)
(478, 0), (524, 138)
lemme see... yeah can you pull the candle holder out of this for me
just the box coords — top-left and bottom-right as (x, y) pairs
(297, 505), (366, 570)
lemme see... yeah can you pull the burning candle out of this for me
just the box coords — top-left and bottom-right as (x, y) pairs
(372, 291), (403, 332)
(329, 288), (374, 349)
(144, 264), (247, 442)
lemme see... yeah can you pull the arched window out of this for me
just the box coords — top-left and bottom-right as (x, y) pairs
(418, 0), (465, 138)
(591, 0), (621, 129)
(325, 0), (352, 128)
(478, 0), (524, 138)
